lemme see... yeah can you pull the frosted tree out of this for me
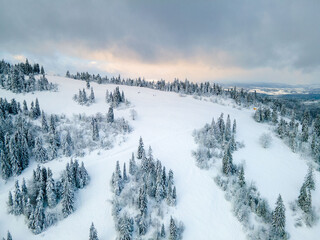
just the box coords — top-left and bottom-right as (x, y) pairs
(34, 137), (48, 163)
(160, 224), (166, 238)
(118, 215), (133, 240)
(138, 186), (148, 215)
(79, 161), (89, 188)
(13, 181), (23, 215)
(298, 183), (311, 214)
(169, 217), (177, 240)
(271, 195), (286, 240)
(91, 118), (99, 141)
(90, 87), (95, 103)
(301, 119), (309, 142)
(232, 119), (237, 134)
(63, 131), (73, 157)
(89, 222), (99, 240)
(7, 191), (13, 214)
(123, 162), (128, 182)
(225, 115), (231, 141)
(41, 111), (49, 132)
(238, 166), (245, 187)
(129, 153), (136, 176)
(107, 106), (114, 123)
(23, 100), (28, 115)
(222, 145), (233, 175)
(137, 137), (145, 160)
(62, 180), (75, 218)
(34, 98), (41, 119)
(46, 169), (57, 208)
(32, 190), (46, 234)
(6, 231), (12, 240)
(1, 151), (11, 180)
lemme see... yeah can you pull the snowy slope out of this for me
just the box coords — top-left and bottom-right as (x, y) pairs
(0, 76), (319, 240)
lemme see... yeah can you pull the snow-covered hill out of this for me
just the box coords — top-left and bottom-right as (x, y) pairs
(0, 76), (319, 240)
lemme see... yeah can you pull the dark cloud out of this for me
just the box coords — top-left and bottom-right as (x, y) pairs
(0, 0), (319, 75)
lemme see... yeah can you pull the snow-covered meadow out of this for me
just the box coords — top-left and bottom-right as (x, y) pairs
(0, 76), (319, 240)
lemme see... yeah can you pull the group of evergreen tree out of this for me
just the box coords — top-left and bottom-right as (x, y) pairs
(1, 231), (12, 240)
(194, 114), (288, 240)
(111, 138), (183, 240)
(7, 160), (89, 234)
(66, 71), (245, 100)
(295, 167), (316, 226)
(105, 87), (127, 107)
(0, 97), (43, 179)
(1, 96), (131, 181)
(0, 59), (43, 76)
(193, 113), (237, 169)
(73, 88), (95, 106)
(254, 106), (320, 165)
(0, 59), (56, 93)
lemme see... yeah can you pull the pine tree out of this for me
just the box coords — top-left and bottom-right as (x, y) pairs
(123, 163), (128, 182)
(113, 161), (123, 195)
(138, 186), (148, 215)
(232, 119), (237, 134)
(91, 118), (99, 141)
(169, 217), (177, 240)
(89, 222), (99, 240)
(90, 87), (95, 103)
(46, 170), (57, 208)
(79, 161), (89, 188)
(40, 66), (45, 75)
(23, 100), (28, 115)
(305, 166), (315, 191)
(238, 166), (245, 187)
(7, 191), (13, 214)
(271, 195), (286, 239)
(222, 145), (233, 175)
(13, 181), (22, 215)
(119, 215), (133, 240)
(225, 115), (231, 141)
(129, 153), (136, 176)
(34, 137), (48, 163)
(137, 137), (145, 160)
(6, 231), (12, 240)
(301, 119), (309, 142)
(31, 189), (46, 234)
(1, 151), (11, 180)
(34, 98), (41, 118)
(62, 179), (75, 218)
(160, 223), (166, 238)
(41, 111), (49, 132)
(107, 106), (114, 123)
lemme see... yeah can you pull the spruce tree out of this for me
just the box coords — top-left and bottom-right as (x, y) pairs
(1, 151), (11, 180)
(225, 115), (231, 141)
(13, 181), (23, 215)
(169, 216), (177, 240)
(41, 111), (49, 132)
(107, 106), (114, 123)
(6, 231), (12, 240)
(90, 87), (95, 103)
(62, 179), (75, 218)
(129, 153), (136, 176)
(46, 171), (57, 208)
(7, 191), (13, 214)
(89, 222), (99, 240)
(34, 137), (48, 163)
(137, 137), (145, 160)
(271, 195), (286, 239)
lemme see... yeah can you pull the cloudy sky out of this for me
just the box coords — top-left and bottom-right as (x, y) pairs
(1, 0), (319, 85)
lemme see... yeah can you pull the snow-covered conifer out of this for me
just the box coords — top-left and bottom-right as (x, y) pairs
(89, 222), (99, 240)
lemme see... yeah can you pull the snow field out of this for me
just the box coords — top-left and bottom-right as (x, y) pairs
(0, 75), (319, 239)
